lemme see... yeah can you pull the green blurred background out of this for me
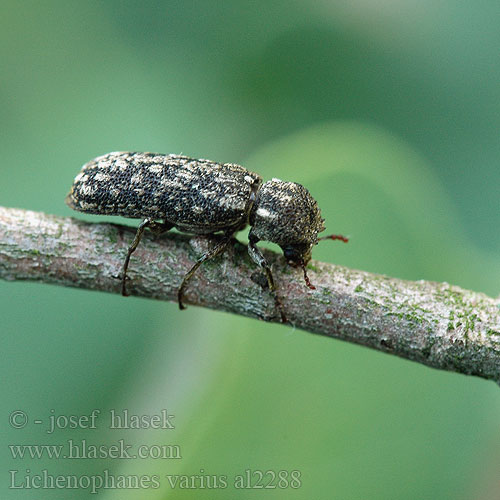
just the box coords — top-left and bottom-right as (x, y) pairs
(1, 1), (500, 498)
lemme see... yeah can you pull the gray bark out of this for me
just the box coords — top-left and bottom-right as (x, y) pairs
(1, 206), (499, 385)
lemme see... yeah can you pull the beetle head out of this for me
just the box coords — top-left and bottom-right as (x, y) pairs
(250, 179), (325, 288)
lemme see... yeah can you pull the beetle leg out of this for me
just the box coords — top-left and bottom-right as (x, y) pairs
(178, 233), (233, 310)
(248, 234), (287, 323)
(122, 219), (173, 296)
(148, 220), (173, 236)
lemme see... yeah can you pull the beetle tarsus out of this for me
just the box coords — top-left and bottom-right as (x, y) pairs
(301, 263), (316, 290)
(177, 234), (233, 310)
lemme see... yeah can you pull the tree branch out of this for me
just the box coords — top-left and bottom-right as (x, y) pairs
(1, 206), (499, 385)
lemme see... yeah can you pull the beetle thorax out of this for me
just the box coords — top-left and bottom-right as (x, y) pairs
(249, 179), (325, 251)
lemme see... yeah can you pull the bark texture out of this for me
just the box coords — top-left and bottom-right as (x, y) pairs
(1, 206), (499, 384)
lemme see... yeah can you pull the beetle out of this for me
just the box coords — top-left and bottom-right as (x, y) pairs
(66, 151), (348, 322)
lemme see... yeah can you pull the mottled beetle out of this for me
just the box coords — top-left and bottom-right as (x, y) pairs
(66, 152), (347, 322)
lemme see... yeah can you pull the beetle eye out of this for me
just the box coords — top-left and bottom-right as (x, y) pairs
(282, 243), (311, 265)
(283, 246), (300, 262)
(283, 247), (294, 260)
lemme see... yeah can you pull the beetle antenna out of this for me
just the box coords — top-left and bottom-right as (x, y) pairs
(301, 262), (316, 290)
(319, 234), (349, 243)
